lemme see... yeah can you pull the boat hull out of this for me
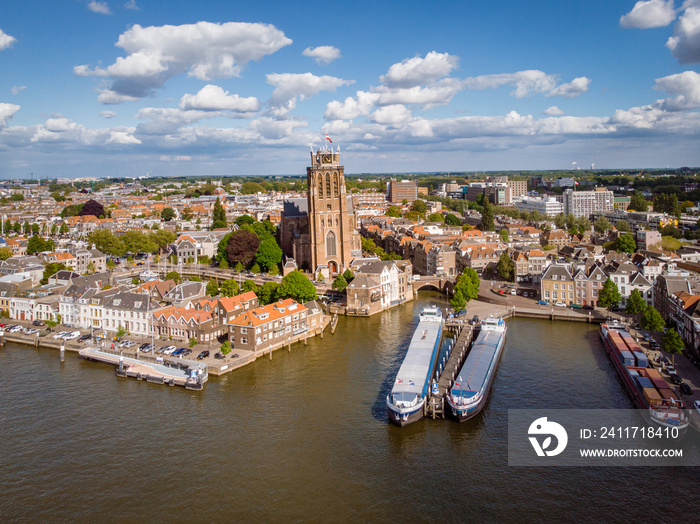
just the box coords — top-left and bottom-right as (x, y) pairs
(387, 402), (425, 427)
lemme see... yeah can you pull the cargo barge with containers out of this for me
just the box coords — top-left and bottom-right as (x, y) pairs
(446, 317), (507, 422)
(387, 305), (444, 427)
(600, 321), (688, 431)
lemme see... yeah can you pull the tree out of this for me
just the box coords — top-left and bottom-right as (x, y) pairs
(499, 229), (509, 242)
(629, 191), (648, 212)
(496, 251), (514, 281)
(453, 268), (480, 303)
(41, 262), (67, 285)
(257, 282), (279, 305)
(427, 212), (444, 223)
(450, 289), (466, 313)
(206, 279), (219, 296)
(661, 236), (681, 251)
(88, 229), (126, 257)
(386, 206), (402, 218)
(480, 199), (494, 231)
(662, 328), (684, 367)
(625, 289), (646, 315)
(221, 279), (240, 297)
(255, 237), (283, 272)
(79, 199), (105, 218)
(150, 229), (176, 252)
(277, 270), (317, 303)
(225, 230), (260, 267)
(23, 221), (31, 235)
(165, 271), (182, 284)
(60, 204), (83, 218)
(211, 197), (227, 229)
(121, 230), (157, 254)
(59, 223), (69, 235)
(240, 181), (265, 194)
(250, 263), (261, 274)
(332, 273), (348, 293)
(0, 247), (13, 261)
(654, 193), (681, 217)
(234, 262), (243, 272)
(220, 340), (232, 355)
(444, 213), (460, 226)
(343, 268), (354, 283)
(412, 200), (428, 215)
(235, 214), (255, 227)
(594, 216), (611, 233)
(27, 235), (55, 255)
(576, 215), (591, 233)
(616, 220), (631, 233)
(189, 337), (198, 348)
(554, 213), (566, 229)
(161, 207), (175, 221)
(616, 234), (636, 254)
(181, 207), (193, 221)
(106, 259), (116, 271)
(116, 325), (127, 338)
(597, 278), (622, 310)
(84, 261), (96, 276)
(242, 279), (258, 293)
(641, 305), (665, 334)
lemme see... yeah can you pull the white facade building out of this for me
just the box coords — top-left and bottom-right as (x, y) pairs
(514, 196), (563, 216)
(563, 188), (614, 217)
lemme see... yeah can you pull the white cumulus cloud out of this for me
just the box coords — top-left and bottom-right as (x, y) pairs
(380, 51), (459, 88)
(88, 1), (112, 15)
(124, 0), (139, 10)
(302, 46), (341, 65)
(11, 85), (26, 95)
(179, 84), (260, 113)
(620, 0), (677, 29)
(75, 22), (292, 102)
(106, 130), (141, 144)
(0, 29), (17, 51)
(100, 110), (117, 118)
(324, 91), (380, 120)
(267, 73), (354, 113)
(0, 103), (20, 126)
(464, 70), (589, 99)
(654, 70), (700, 109)
(547, 76), (591, 98)
(371, 105), (413, 125)
(666, 4), (700, 63)
(543, 106), (565, 115)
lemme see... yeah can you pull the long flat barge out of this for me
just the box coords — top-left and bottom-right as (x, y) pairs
(387, 306), (444, 426)
(446, 317), (507, 422)
(600, 322), (688, 431)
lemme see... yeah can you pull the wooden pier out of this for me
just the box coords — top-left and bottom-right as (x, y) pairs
(426, 323), (474, 419)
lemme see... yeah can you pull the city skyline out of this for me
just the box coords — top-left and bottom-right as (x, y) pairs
(1, 0), (699, 178)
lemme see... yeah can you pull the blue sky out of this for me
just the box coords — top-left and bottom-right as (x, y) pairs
(0, 0), (699, 178)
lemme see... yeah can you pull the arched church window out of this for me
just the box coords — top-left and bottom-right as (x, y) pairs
(326, 173), (331, 198)
(326, 231), (337, 257)
(336, 216), (339, 226)
(333, 174), (339, 197)
(318, 176), (323, 199)
(320, 218), (324, 227)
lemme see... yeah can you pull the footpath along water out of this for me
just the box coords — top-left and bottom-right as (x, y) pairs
(1, 291), (699, 522)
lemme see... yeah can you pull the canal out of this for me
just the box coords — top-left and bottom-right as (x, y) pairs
(1, 291), (698, 522)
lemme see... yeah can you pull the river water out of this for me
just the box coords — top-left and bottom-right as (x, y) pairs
(1, 291), (698, 522)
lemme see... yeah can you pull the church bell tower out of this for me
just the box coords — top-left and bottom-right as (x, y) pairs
(307, 147), (358, 274)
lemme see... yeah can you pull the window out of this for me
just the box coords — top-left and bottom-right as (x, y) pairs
(333, 174), (339, 198)
(318, 176), (323, 199)
(326, 173), (331, 199)
(241, 327), (247, 334)
(241, 337), (247, 344)
(326, 231), (337, 257)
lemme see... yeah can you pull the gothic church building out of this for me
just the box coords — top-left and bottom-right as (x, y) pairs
(279, 148), (361, 275)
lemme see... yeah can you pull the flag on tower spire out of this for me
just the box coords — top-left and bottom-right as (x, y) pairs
(325, 133), (332, 144)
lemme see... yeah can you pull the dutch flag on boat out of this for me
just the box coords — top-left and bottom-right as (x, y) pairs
(409, 380), (415, 385)
(396, 378), (402, 384)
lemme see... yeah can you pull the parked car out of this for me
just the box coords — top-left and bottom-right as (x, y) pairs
(8, 325), (23, 333)
(680, 382), (693, 395)
(670, 374), (683, 385)
(695, 400), (700, 415)
(159, 345), (176, 355)
(554, 302), (566, 307)
(172, 348), (187, 356)
(64, 331), (82, 340)
(53, 331), (69, 339)
(537, 300), (549, 305)
(182, 349), (192, 357)
(214, 352), (224, 359)
(138, 343), (150, 351)
(25, 328), (40, 335)
(32, 320), (45, 327)
(650, 341), (660, 350)
(197, 350), (210, 360)
(582, 305), (594, 310)
(78, 334), (91, 342)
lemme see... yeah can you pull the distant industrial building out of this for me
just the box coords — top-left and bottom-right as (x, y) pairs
(386, 179), (418, 203)
(514, 196), (563, 216)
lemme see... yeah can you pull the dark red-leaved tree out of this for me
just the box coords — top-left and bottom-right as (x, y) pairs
(79, 199), (105, 218)
(226, 229), (260, 267)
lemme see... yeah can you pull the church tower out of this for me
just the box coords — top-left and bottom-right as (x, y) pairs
(307, 147), (359, 274)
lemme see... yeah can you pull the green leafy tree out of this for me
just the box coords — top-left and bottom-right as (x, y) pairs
(116, 325), (127, 338)
(576, 215), (591, 233)
(499, 229), (509, 242)
(662, 328), (684, 367)
(453, 268), (480, 303)
(554, 213), (566, 229)
(641, 305), (665, 334)
(480, 199), (495, 231)
(255, 237), (283, 272)
(23, 221), (31, 235)
(250, 263), (261, 274)
(427, 212), (444, 223)
(88, 229), (127, 257)
(242, 279), (259, 294)
(235, 214), (255, 227)
(41, 262), (67, 285)
(84, 261), (96, 276)
(31, 223), (40, 235)
(59, 223), (69, 235)
(27, 235), (55, 255)
(257, 282), (279, 305)
(220, 340), (232, 355)
(450, 289), (466, 313)
(165, 270), (182, 284)
(654, 193), (681, 217)
(496, 251), (514, 281)
(0, 247), (13, 260)
(220, 279), (240, 297)
(121, 230), (158, 254)
(661, 236), (681, 251)
(443, 213), (460, 226)
(206, 279), (219, 296)
(277, 270), (317, 303)
(181, 207), (193, 221)
(625, 289), (646, 315)
(616, 234), (636, 254)
(629, 191), (648, 212)
(50, 223), (58, 236)
(412, 200), (428, 215)
(343, 268), (354, 283)
(594, 216), (611, 233)
(332, 273), (348, 293)
(161, 207), (175, 221)
(386, 206), (402, 218)
(189, 337), (198, 348)
(211, 197), (227, 229)
(106, 259), (116, 270)
(597, 278), (622, 310)
(150, 229), (176, 252)
(616, 220), (631, 232)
